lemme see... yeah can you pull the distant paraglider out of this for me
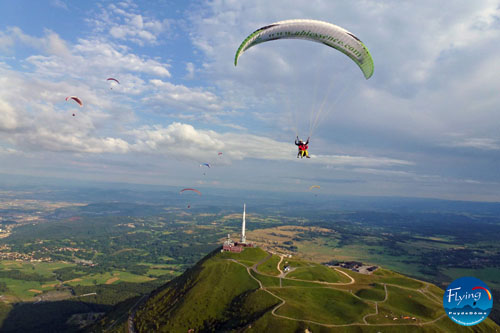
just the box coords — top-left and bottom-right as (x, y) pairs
(66, 96), (83, 106)
(200, 163), (211, 175)
(180, 188), (201, 208)
(65, 96), (83, 116)
(107, 78), (120, 89)
(180, 188), (202, 195)
(309, 185), (320, 197)
(107, 78), (120, 84)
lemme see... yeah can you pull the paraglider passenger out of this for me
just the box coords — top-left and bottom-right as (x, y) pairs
(295, 137), (302, 158)
(295, 136), (310, 158)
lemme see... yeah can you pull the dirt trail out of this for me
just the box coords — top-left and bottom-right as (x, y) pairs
(105, 277), (120, 285)
(362, 284), (387, 324)
(277, 255), (284, 275)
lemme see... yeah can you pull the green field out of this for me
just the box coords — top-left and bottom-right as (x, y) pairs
(442, 267), (500, 289)
(237, 259), (259, 267)
(279, 258), (310, 270)
(257, 254), (281, 276)
(0, 261), (75, 276)
(64, 271), (153, 286)
(239, 289), (281, 317)
(0, 261), (77, 300)
(218, 247), (269, 266)
(373, 269), (424, 289)
(281, 278), (325, 288)
(355, 283), (386, 301)
(297, 238), (432, 279)
(376, 285), (442, 322)
(286, 264), (347, 283)
(146, 268), (177, 277)
(270, 287), (373, 324)
(250, 270), (281, 288)
(0, 278), (49, 300)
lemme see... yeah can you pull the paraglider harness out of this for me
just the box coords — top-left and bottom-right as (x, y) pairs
(295, 136), (310, 158)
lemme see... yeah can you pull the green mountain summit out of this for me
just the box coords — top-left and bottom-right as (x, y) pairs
(121, 247), (498, 332)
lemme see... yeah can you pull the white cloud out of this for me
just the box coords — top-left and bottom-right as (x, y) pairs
(0, 31), (14, 53)
(187, 1), (500, 161)
(90, 3), (172, 46)
(185, 62), (195, 79)
(129, 122), (412, 168)
(352, 168), (415, 177)
(312, 154), (413, 168)
(50, 0), (68, 10)
(0, 98), (19, 131)
(445, 137), (500, 151)
(146, 79), (221, 112)
(0, 61), (132, 154)
(28, 37), (171, 78)
(0, 27), (171, 79)
(0, 27), (73, 59)
(0, 146), (18, 155)
(0, 59), (410, 168)
(24, 127), (130, 154)
(187, 0), (500, 132)
(74, 39), (171, 77)
(1, 2), (500, 200)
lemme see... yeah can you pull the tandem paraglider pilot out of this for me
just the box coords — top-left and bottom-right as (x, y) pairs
(295, 136), (310, 158)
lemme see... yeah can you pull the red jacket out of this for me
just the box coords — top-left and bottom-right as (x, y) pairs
(299, 144), (308, 151)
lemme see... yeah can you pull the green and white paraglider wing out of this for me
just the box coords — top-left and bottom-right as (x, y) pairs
(234, 19), (374, 79)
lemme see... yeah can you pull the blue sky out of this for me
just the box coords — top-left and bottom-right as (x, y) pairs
(0, 0), (499, 201)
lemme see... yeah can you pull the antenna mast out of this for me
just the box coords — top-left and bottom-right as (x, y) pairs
(241, 203), (246, 243)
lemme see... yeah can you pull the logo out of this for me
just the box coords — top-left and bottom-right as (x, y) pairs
(443, 277), (493, 326)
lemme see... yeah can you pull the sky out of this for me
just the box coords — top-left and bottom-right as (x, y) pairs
(0, 0), (499, 202)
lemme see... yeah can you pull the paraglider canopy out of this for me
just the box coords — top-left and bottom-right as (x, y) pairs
(234, 19), (374, 79)
(65, 96), (83, 107)
(180, 188), (202, 195)
(200, 163), (211, 168)
(107, 78), (120, 84)
(309, 185), (320, 190)
(180, 188), (201, 209)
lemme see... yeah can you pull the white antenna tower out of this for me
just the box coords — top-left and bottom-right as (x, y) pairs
(241, 203), (246, 243)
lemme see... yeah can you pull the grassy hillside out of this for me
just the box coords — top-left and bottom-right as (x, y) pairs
(251, 270), (281, 288)
(256, 254), (281, 276)
(219, 247), (269, 267)
(355, 283), (386, 301)
(270, 287), (373, 324)
(131, 247), (500, 332)
(286, 264), (348, 283)
(134, 247), (280, 332)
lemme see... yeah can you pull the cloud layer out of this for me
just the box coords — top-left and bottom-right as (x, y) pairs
(0, 1), (499, 200)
